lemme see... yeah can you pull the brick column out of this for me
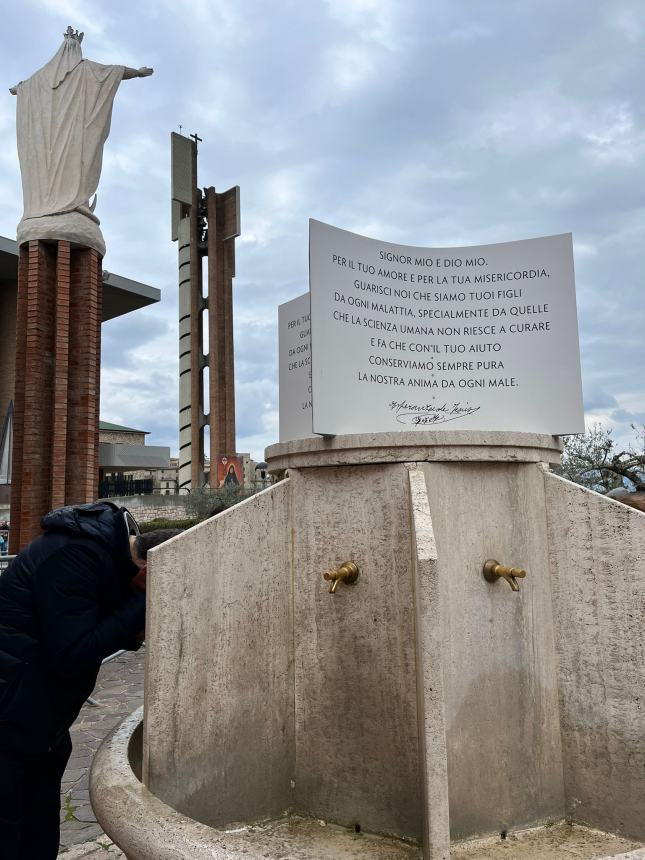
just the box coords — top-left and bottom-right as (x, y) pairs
(66, 248), (102, 503)
(10, 241), (102, 552)
(206, 186), (239, 467)
(50, 242), (71, 509)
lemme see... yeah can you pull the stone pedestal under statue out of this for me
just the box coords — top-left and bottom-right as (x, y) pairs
(10, 240), (101, 551)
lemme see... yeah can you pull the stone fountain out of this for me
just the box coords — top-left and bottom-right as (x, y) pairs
(91, 431), (645, 859)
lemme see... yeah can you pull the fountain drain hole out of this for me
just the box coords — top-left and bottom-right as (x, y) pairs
(355, 824), (361, 833)
(500, 830), (507, 840)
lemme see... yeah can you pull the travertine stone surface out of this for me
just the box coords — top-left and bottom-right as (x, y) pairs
(266, 431), (562, 472)
(451, 823), (644, 859)
(545, 473), (645, 839)
(422, 461), (565, 840)
(92, 712), (645, 860)
(290, 465), (422, 840)
(408, 468), (450, 860)
(92, 705), (645, 860)
(92, 709), (421, 860)
(143, 482), (294, 827)
(94, 433), (645, 858)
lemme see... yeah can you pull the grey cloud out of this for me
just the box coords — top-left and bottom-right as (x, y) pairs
(102, 310), (172, 369)
(2, 0), (644, 458)
(610, 408), (645, 426)
(583, 385), (619, 412)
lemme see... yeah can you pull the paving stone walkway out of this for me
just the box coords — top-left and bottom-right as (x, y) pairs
(58, 648), (145, 857)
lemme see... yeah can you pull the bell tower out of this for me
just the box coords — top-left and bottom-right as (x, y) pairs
(171, 132), (240, 490)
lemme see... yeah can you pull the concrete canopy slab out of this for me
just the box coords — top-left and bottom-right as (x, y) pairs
(0, 234), (160, 321)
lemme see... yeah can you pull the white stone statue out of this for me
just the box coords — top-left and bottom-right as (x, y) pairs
(10, 27), (153, 256)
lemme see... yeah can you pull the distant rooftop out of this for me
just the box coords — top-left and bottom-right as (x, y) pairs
(99, 420), (149, 435)
(0, 235), (160, 321)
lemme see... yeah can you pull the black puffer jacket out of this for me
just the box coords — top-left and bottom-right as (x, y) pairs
(0, 502), (145, 752)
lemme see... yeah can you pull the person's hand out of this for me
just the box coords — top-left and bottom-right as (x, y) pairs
(137, 67), (154, 77)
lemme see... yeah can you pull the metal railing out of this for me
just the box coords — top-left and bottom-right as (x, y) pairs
(99, 478), (154, 497)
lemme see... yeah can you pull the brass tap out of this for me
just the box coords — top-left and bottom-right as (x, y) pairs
(483, 559), (526, 592)
(324, 562), (359, 594)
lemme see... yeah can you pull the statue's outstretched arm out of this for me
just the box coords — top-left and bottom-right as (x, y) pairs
(122, 67), (153, 80)
(9, 66), (153, 91)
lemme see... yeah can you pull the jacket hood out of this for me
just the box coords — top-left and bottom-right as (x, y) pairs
(41, 502), (136, 574)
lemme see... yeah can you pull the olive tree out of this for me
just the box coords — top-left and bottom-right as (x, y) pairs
(555, 423), (645, 493)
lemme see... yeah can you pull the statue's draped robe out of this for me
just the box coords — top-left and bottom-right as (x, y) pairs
(15, 38), (123, 229)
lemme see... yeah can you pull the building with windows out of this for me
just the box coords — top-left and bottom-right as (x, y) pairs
(98, 421), (171, 497)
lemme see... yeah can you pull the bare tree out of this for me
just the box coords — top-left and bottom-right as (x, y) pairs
(556, 423), (645, 493)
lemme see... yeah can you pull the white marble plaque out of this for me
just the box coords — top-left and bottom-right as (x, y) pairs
(309, 219), (584, 436)
(278, 293), (313, 442)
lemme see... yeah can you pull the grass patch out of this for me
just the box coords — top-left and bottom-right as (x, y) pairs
(63, 792), (78, 822)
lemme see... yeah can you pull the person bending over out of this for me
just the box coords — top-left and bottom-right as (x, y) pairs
(0, 501), (180, 859)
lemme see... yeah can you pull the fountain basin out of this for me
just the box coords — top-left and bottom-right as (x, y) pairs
(90, 708), (422, 859)
(91, 708), (645, 860)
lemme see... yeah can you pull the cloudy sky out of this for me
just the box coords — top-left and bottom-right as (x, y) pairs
(1, 0), (644, 459)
